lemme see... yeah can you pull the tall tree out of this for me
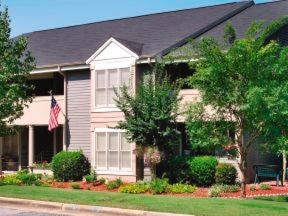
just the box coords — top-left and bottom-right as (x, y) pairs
(0, 4), (35, 136)
(114, 64), (181, 179)
(185, 20), (288, 197)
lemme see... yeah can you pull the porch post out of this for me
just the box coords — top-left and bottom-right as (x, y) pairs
(17, 132), (22, 170)
(28, 125), (34, 167)
(0, 137), (3, 173)
(53, 128), (57, 155)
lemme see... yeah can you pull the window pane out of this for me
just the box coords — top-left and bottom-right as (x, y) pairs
(96, 133), (106, 150)
(96, 151), (106, 167)
(120, 68), (130, 86)
(108, 88), (116, 105)
(96, 70), (105, 88)
(109, 152), (118, 168)
(108, 69), (118, 87)
(96, 89), (106, 106)
(121, 152), (131, 168)
(109, 133), (118, 150)
(121, 134), (130, 150)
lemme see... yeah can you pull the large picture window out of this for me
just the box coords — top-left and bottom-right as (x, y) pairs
(95, 130), (132, 172)
(95, 68), (130, 107)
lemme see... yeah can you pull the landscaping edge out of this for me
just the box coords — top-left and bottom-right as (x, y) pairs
(0, 196), (192, 216)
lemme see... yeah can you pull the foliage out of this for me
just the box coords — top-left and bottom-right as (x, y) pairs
(16, 172), (42, 186)
(51, 151), (91, 181)
(114, 64), (181, 157)
(209, 184), (240, 197)
(150, 177), (169, 194)
(157, 156), (192, 184)
(33, 161), (52, 169)
(71, 183), (81, 189)
(259, 183), (271, 190)
(0, 4), (35, 136)
(99, 177), (106, 184)
(106, 178), (123, 190)
(189, 156), (218, 186)
(185, 19), (288, 197)
(119, 181), (150, 194)
(167, 183), (197, 193)
(83, 170), (97, 184)
(215, 163), (237, 185)
(2, 174), (22, 185)
(250, 185), (257, 191)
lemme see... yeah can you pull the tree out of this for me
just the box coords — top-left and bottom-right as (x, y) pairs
(0, 4), (35, 137)
(185, 20), (288, 197)
(114, 64), (181, 179)
(260, 18), (288, 182)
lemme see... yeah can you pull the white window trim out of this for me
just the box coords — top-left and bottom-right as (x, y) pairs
(94, 128), (133, 175)
(94, 67), (130, 111)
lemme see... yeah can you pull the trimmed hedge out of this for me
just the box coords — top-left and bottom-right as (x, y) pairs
(215, 163), (237, 185)
(52, 151), (90, 181)
(189, 156), (218, 186)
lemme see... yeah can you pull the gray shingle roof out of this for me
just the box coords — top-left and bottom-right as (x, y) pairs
(23, 1), (252, 67)
(200, 0), (288, 41)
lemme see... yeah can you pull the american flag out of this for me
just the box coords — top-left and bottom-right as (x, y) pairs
(48, 95), (61, 131)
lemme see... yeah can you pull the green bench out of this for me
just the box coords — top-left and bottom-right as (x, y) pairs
(254, 164), (283, 186)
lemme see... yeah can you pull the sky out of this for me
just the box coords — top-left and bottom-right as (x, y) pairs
(2, 0), (271, 37)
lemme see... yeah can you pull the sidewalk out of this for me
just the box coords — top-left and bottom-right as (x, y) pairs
(0, 197), (192, 216)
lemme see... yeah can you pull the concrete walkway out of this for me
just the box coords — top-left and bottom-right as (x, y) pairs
(0, 197), (192, 216)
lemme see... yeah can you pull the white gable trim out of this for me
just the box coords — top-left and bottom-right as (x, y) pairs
(86, 37), (139, 64)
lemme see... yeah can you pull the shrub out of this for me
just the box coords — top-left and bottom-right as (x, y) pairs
(3, 174), (22, 185)
(158, 156), (192, 184)
(52, 151), (91, 181)
(250, 185), (257, 191)
(215, 163), (237, 185)
(84, 170), (97, 184)
(189, 156), (218, 186)
(16, 172), (42, 186)
(99, 177), (106, 184)
(208, 184), (240, 197)
(150, 178), (169, 194)
(167, 183), (197, 193)
(259, 183), (271, 190)
(106, 178), (123, 190)
(208, 185), (222, 197)
(71, 183), (81, 189)
(119, 182), (150, 194)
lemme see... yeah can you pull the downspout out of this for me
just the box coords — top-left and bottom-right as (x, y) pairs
(58, 67), (68, 151)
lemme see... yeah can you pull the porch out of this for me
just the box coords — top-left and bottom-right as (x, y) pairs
(0, 125), (63, 172)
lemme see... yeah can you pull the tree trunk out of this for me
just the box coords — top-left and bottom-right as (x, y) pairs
(238, 150), (247, 198)
(283, 151), (287, 184)
(236, 127), (247, 198)
(136, 155), (144, 180)
(150, 163), (157, 180)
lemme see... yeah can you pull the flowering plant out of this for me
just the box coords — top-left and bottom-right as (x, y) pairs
(32, 161), (52, 169)
(144, 147), (161, 167)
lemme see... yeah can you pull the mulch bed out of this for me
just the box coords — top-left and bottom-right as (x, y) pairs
(49, 180), (288, 198)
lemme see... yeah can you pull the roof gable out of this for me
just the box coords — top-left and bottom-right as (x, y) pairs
(86, 37), (139, 64)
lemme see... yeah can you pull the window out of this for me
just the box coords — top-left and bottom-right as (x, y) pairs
(95, 68), (130, 107)
(95, 130), (132, 172)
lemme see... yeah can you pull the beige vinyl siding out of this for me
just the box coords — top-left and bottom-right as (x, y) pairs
(67, 69), (91, 159)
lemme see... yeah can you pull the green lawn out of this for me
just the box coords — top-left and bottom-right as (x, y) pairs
(0, 185), (287, 216)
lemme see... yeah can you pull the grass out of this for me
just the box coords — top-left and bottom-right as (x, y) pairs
(0, 185), (288, 216)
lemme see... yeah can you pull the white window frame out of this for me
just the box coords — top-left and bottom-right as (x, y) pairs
(94, 67), (130, 110)
(94, 128), (132, 175)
